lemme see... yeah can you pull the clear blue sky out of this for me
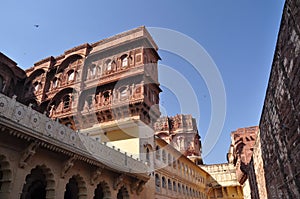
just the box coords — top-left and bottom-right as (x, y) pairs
(0, 0), (285, 164)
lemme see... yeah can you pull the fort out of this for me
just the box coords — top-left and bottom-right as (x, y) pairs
(0, 0), (299, 198)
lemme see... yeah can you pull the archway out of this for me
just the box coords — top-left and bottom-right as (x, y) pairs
(0, 155), (12, 198)
(94, 181), (111, 199)
(64, 175), (87, 199)
(20, 165), (55, 199)
(117, 186), (129, 199)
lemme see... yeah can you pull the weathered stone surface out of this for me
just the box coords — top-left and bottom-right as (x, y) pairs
(250, 0), (300, 198)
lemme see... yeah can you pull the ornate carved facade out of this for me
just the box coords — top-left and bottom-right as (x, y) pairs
(227, 126), (258, 184)
(21, 28), (161, 132)
(154, 114), (203, 165)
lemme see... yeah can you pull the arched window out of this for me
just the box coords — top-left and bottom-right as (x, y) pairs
(52, 78), (58, 88)
(162, 150), (166, 163)
(178, 183), (181, 193)
(33, 81), (42, 92)
(21, 167), (47, 199)
(161, 177), (166, 188)
(67, 70), (75, 82)
(173, 181), (177, 192)
(155, 146), (160, 160)
(155, 174), (160, 192)
(103, 91), (110, 102)
(94, 184), (104, 199)
(89, 64), (96, 77)
(94, 181), (111, 199)
(168, 153), (171, 166)
(106, 60), (112, 71)
(186, 186), (188, 196)
(168, 179), (172, 190)
(173, 157), (176, 168)
(146, 148), (150, 164)
(182, 184), (185, 194)
(63, 95), (71, 109)
(121, 55), (128, 68)
(64, 177), (79, 199)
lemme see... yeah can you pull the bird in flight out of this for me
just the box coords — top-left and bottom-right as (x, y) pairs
(34, 24), (39, 28)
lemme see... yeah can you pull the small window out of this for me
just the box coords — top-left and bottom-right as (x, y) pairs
(162, 150), (166, 163)
(173, 157), (176, 168)
(34, 82), (40, 91)
(63, 95), (71, 109)
(89, 64), (96, 77)
(68, 70), (75, 82)
(103, 91), (110, 100)
(155, 174), (160, 192)
(173, 181), (177, 192)
(168, 179), (172, 190)
(122, 56), (128, 67)
(146, 148), (150, 163)
(162, 177), (166, 188)
(155, 146), (160, 160)
(168, 153), (171, 166)
(52, 78), (58, 88)
(106, 60), (112, 71)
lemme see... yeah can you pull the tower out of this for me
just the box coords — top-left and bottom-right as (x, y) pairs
(154, 114), (203, 165)
(22, 27), (161, 161)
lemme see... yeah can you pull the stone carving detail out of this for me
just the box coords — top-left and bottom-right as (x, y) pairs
(61, 156), (76, 178)
(0, 97), (8, 113)
(137, 180), (146, 195)
(90, 166), (104, 185)
(13, 105), (25, 121)
(130, 179), (141, 194)
(30, 113), (40, 128)
(130, 179), (145, 195)
(113, 174), (125, 190)
(154, 114), (202, 162)
(19, 141), (39, 168)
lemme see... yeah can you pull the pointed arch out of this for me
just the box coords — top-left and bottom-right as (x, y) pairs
(25, 68), (46, 85)
(57, 54), (83, 74)
(117, 186), (129, 199)
(155, 173), (160, 192)
(20, 165), (55, 199)
(94, 181), (111, 199)
(120, 54), (128, 68)
(64, 174), (87, 199)
(47, 87), (77, 114)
